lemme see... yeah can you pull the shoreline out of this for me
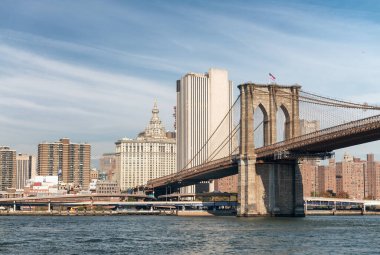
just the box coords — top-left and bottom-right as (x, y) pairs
(0, 210), (236, 217)
(2, 210), (380, 216)
(306, 210), (380, 216)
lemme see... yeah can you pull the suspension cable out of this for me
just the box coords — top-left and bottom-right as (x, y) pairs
(181, 95), (241, 171)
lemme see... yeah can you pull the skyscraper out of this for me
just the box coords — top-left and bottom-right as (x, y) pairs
(38, 138), (91, 189)
(99, 153), (117, 181)
(176, 68), (233, 193)
(16, 154), (36, 189)
(116, 102), (176, 191)
(0, 146), (16, 191)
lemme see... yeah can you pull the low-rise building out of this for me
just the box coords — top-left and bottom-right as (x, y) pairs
(24, 176), (66, 197)
(90, 168), (99, 180)
(89, 179), (119, 194)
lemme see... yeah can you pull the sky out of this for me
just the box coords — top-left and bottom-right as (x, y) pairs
(1, 0), (380, 164)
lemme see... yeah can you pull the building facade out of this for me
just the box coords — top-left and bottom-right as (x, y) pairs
(0, 146), (16, 191)
(301, 153), (380, 200)
(214, 174), (238, 193)
(299, 119), (320, 135)
(300, 160), (320, 197)
(299, 119), (322, 196)
(96, 180), (120, 194)
(116, 102), (176, 191)
(321, 159), (337, 194)
(16, 154), (36, 189)
(365, 154), (380, 199)
(99, 153), (117, 181)
(336, 154), (366, 199)
(176, 68), (233, 193)
(38, 138), (91, 189)
(23, 176), (65, 197)
(90, 168), (99, 180)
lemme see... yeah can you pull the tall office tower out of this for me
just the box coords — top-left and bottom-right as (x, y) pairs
(99, 153), (117, 181)
(16, 154), (36, 189)
(0, 146), (16, 191)
(177, 68), (233, 193)
(116, 102), (176, 191)
(38, 138), (91, 189)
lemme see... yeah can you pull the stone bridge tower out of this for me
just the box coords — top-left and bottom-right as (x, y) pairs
(238, 83), (305, 217)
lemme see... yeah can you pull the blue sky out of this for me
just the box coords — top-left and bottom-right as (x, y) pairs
(1, 0), (380, 162)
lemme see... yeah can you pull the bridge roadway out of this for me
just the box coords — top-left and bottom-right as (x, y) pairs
(147, 114), (380, 190)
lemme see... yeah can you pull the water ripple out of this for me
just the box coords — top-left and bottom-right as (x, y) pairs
(0, 216), (380, 254)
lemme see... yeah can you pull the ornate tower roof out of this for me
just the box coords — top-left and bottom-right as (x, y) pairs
(139, 101), (167, 139)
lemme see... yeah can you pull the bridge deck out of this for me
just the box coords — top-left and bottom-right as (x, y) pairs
(147, 115), (380, 189)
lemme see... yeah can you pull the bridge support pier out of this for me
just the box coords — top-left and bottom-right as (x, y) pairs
(237, 156), (258, 216)
(237, 160), (304, 217)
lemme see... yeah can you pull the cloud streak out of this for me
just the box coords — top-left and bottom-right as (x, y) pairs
(0, 43), (176, 157)
(0, 0), (379, 161)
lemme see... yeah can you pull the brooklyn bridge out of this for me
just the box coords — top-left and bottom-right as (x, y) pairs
(146, 83), (380, 217)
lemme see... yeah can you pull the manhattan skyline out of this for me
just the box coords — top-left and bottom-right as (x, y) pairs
(1, 0), (380, 160)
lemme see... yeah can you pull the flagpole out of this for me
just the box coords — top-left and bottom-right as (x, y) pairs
(269, 73), (276, 84)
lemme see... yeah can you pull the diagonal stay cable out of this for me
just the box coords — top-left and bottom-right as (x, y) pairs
(181, 95), (241, 171)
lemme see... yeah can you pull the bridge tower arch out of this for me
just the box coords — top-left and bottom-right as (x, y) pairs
(238, 83), (304, 217)
(254, 103), (269, 147)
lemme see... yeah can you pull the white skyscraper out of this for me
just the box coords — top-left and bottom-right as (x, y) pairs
(116, 102), (176, 191)
(176, 68), (233, 193)
(16, 154), (36, 189)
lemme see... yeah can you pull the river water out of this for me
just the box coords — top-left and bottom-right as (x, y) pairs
(0, 215), (379, 254)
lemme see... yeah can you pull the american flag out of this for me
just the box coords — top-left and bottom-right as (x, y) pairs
(269, 73), (276, 82)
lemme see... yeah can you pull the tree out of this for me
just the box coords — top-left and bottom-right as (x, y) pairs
(336, 191), (349, 199)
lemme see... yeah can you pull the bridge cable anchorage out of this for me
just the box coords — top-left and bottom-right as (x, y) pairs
(180, 95), (241, 171)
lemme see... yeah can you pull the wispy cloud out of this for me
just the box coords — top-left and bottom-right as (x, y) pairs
(0, 0), (379, 161)
(0, 43), (176, 157)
